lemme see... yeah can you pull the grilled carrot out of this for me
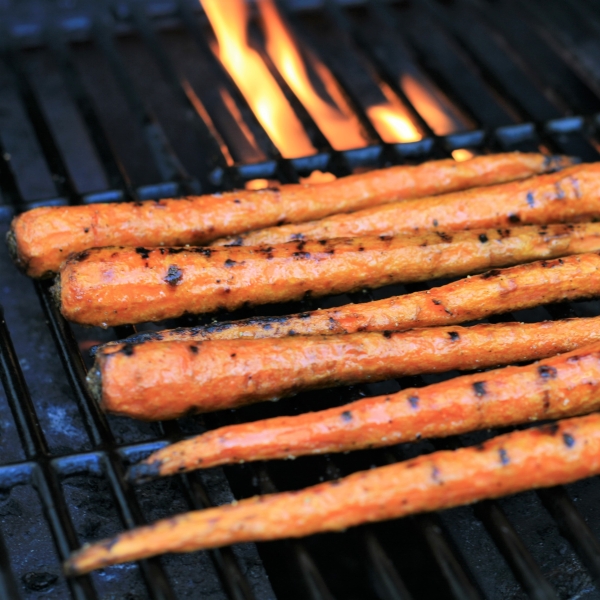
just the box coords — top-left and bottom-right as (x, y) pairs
(64, 410), (600, 575)
(91, 317), (600, 420)
(102, 251), (600, 346)
(9, 152), (563, 279)
(56, 223), (600, 328)
(130, 341), (600, 477)
(213, 163), (600, 247)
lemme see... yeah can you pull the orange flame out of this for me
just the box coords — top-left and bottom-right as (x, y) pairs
(201, 0), (315, 158)
(258, 0), (366, 151)
(366, 81), (422, 144)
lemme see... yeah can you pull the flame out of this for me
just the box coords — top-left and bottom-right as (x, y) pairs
(258, 0), (366, 151)
(401, 74), (460, 136)
(452, 149), (477, 162)
(367, 105), (422, 143)
(201, 0), (315, 158)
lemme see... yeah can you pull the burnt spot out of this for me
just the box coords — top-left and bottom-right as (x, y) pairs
(432, 299), (442, 306)
(432, 219), (439, 227)
(479, 233), (489, 243)
(189, 345), (199, 354)
(74, 250), (90, 262)
(436, 231), (453, 243)
(195, 247), (212, 258)
(265, 252), (274, 260)
(481, 269), (501, 280)
(538, 365), (558, 380)
(231, 353), (236, 358)
(121, 344), (134, 356)
(164, 265), (183, 286)
(296, 240), (307, 251)
(318, 239), (328, 246)
(277, 219), (286, 226)
(379, 235), (393, 242)
(293, 251), (311, 259)
(84, 227), (90, 233)
(358, 246), (365, 252)
(497, 229), (511, 239)
(159, 248), (165, 255)
(223, 288), (231, 294)
(135, 247), (151, 260)
(408, 395), (419, 408)
(567, 355), (581, 363)
(526, 192), (535, 208)
(499, 448), (510, 465)
(383, 330), (393, 339)
(326, 249), (335, 255)
(473, 382), (487, 397)
(563, 433), (575, 448)
(542, 390), (551, 411)
(541, 422), (559, 436)
(259, 246), (274, 254)
(341, 410), (353, 422)
(233, 199), (241, 204)
(508, 213), (521, 224)
(224, 259), (238, 268)
(448, 331), (460, 342)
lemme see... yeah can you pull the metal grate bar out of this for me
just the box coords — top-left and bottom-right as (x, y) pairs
(474, 501), (560, 600)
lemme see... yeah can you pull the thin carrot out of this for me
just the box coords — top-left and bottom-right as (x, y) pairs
(56, 222), (600, 328)
(9, 152), (563, 279)
(129, 341), (600, 477)
(100, 251), (600, 346)
(91, 317), (600, 420)
(213, 163), (600, 247)
(64, 409), (600, 575)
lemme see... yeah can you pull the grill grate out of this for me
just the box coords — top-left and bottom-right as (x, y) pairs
(3, 1), (600, 598)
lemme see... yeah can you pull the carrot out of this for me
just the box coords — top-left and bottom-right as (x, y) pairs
(64, 409), (600, 575)
(129, 341), (600, 477)
(8, 152), (562, 279)
(56, 222), (600, 328)
(213, 163), (600, 247)
(100, 251), (600, 346)
(90, 317), (600, 420)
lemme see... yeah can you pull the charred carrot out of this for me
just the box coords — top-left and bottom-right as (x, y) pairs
(9, 152), (563, 279)
(103, 251), (600, 346)
(56, 223), (600, 328)
(213, 163), (600, 247)
(64, 410), (600, 575)
(91, 317), (600, 420)
(129, 341), (600, 477)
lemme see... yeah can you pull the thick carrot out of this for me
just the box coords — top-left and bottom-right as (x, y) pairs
(8, 152), (562, 279)
(90, 317), (600, 420)
(64, 410), (600, 575)
(129, 341), (600, 478)
(56, 222), (600, 328)
(101, 251), (600, 346)
(213, 163), (600, 247)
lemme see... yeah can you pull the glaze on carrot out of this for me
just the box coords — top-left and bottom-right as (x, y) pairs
(90, 317), (600, 420)
(64, 410), (600, 575)
(9, 152), (563, 279)
(213, 163), (600, 247)
(56, 222), (600, 327)
(102, 251), (600, 346)
(130, 341), (600, 478)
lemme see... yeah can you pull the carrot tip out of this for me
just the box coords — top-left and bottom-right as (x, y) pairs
(127, 460), (162, 484)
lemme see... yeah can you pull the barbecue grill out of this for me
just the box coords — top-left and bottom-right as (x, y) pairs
(3, 0), (600, 598)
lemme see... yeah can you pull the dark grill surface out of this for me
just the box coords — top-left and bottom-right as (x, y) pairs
(3, 1), (600, 598)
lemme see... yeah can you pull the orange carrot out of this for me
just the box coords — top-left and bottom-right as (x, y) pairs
(91, 317), (600, 420)
(213, 163), (600, 246)
(129, 341), (600, 477)
(9, 152), (563, 278)
(56, 222), (600, 328)
(64, 409), (600, 575)
(102, 251), (600, 346)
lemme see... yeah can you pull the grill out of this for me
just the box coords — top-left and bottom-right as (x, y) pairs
(3, 1), (600, 598)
